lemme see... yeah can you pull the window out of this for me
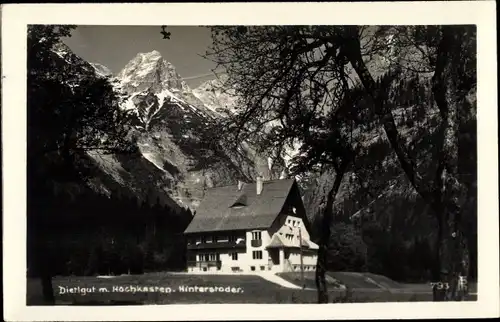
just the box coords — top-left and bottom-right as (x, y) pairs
(229, 235), (237, 242)
(251, 266), (256, 271)
(260, 266), (265, 271)
(252, 251), (263, 260)
(251, 231), (262, 240)
(207, 236), (213, 243)
(286, 234), (293, 241)
(218, 235), (229, 242)
(201, 236), (207, 244)
(200, 253), (219, 261)
(230, 252), (238, 260)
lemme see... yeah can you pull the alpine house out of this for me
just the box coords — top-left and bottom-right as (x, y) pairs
(184, 177), (319, 273)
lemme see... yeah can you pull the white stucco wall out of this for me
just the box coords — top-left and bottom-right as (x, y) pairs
(186, 213), (318, 274)
(285, 249), (317, 272)
(242, 230), (272, 272)
(188, 229), (275, 273)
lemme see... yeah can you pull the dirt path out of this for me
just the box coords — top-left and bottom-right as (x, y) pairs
(253, 272), (303, 289)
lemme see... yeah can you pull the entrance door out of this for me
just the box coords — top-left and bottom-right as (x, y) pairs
(269, 249), (280, 265)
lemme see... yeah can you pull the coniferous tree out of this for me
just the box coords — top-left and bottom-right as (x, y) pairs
(27, 24), (136, 303)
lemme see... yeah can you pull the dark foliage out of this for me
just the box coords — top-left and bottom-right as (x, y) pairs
(326, 222), (367, 272)
(27, 190), (192, 277)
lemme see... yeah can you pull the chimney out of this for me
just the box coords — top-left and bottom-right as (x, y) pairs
(256, 176), (263, 195)
(238, 180), (244, 191)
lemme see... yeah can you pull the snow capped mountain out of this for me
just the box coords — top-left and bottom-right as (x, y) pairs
(90, 62), (113, 78)
(108, 50), (285, 208)
(117, 50), (191, 94)
(116, 50), (221, 129)
(192, 74), (239, 116)
(48, 44), (286, 210)
(192, 75), (302, 168)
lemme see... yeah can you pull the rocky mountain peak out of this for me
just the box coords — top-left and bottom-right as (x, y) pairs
(90, 62), (113, 78)
(192, 74), (238, 116)
(117, 50), (190, 94)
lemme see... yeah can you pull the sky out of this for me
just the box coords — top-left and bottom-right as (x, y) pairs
(63, 26), (220, 88)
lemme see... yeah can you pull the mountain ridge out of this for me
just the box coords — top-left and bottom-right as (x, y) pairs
(57, 46), (281, 211)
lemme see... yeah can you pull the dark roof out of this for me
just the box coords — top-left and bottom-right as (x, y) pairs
(266, 232), (319, 250)
(184, 179), (297, 234)
(266, 234), (286, 248)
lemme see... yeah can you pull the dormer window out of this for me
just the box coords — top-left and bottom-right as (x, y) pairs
(231, 194), (247, 209)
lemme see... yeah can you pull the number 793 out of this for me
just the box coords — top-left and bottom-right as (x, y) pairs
(430, 277), (468, 290)
(430, 282), (450, 290)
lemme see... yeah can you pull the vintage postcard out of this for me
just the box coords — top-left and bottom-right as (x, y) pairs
(2, 1), (499, 321)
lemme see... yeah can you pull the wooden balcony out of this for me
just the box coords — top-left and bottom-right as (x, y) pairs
(187, 241), (246, 250)
(251, 239), (262, 247)
(187, 260), (222, 270)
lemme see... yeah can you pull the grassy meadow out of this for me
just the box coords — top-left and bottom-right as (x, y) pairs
(27, 272), (477, 305)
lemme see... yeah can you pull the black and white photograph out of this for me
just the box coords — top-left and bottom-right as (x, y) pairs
(2, 2), (499, 321)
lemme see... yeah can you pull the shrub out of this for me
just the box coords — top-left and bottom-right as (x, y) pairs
(327, 222), (368, 272)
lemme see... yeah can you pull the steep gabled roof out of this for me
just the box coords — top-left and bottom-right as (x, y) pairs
(184, 179), (297, 234)
(266, 230), (319, 250)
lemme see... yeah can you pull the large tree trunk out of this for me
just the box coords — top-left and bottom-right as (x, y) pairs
(31, 241), (56, 305)
(28, 174), (56, 305)
(430, 26), (472, 301)
(315, 166), (346, 303)
(343, 26), (473, 301)
(40, 274), (56, 305)
(342, 27), (432, 203)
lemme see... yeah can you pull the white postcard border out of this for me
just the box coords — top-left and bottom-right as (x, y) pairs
(2, 1), (498, 320)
